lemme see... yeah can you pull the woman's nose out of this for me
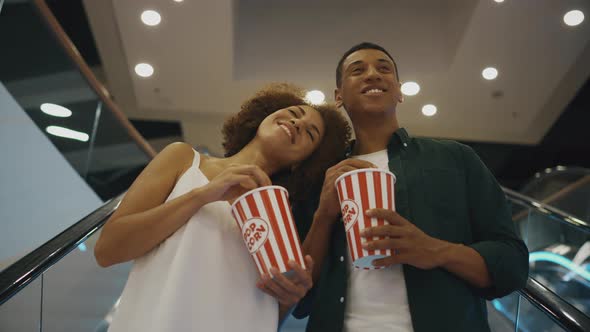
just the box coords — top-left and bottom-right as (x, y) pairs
(290, 119), (301, 133)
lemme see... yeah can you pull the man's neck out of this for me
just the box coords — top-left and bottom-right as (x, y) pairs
(351, 112), (400, 156)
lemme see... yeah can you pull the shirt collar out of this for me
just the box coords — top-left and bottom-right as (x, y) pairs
(345, 127), (410, 158)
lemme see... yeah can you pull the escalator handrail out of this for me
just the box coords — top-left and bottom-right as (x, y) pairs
(0, 193), (124, 306)
(518, 277), (590, 332)
(503, 186), (590, 233)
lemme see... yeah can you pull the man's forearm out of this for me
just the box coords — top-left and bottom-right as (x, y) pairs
(302, 212), (337, 283)
(437, 241), (492, 288)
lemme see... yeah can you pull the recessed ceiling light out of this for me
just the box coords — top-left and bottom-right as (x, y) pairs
(482, 67), (498, 80)
(494, 0), (504, 3)
(564, 10), (584, 27)
(46, 126), (89, 142)
(135, 63), (154, 77)
(422, 104), (437, 117)
(141, 10), (161, 26)
(401, 82), (420, 96)
(40, 103), (72, 117)
(306, 90), (325, 105)
(173, 0), (184, 2)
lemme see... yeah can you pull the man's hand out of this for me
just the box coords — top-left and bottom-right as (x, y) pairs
(256, 256), (314, 307)
(316, 159), (377, 223)
(361, 209), (451, 269)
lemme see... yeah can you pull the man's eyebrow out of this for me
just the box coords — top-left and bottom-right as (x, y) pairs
(346, 60), (364, 69)
(378, 58), (393, 64)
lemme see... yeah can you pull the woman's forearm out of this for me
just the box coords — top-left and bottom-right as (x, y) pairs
(302, 211), (337, 283)
(95, 187), (208, 267)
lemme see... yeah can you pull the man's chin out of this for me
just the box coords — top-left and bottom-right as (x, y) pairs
(359, 103), (394, 114)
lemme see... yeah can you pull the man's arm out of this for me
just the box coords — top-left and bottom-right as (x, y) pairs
(361, 145), (528, 298)
(461, 144), (529, 298)
(362, 209), (492, 288)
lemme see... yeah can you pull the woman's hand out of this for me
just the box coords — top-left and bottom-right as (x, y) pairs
(316, 159), (377, 224)
(199, 164), (272, 204)
(256, 256), (314, 307)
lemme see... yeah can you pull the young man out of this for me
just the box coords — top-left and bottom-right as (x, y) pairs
(291, 42), (529, 331)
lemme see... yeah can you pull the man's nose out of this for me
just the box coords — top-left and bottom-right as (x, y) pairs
(365, 65), (382, 81)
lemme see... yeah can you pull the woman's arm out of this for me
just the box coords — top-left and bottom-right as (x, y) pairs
(94, 142), (272, 267)
(94, 142), (204, 267)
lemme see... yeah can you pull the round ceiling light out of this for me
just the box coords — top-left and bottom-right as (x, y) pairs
(482, 67), (498, 80)
(564, 10), (584, 27)
(305, 90), (325, 105)
(422, 104), (437, 117)
(135, 63), (154, 77)
(141, 10), (161, 26)
(401, 82), (420, 96)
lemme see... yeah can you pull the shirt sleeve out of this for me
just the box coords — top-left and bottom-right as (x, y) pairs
(461, 144), (529, 299)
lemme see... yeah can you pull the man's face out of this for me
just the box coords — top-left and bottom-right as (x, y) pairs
(335, 49), (402, 118)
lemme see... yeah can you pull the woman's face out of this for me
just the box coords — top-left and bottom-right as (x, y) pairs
(257, 105), (325, 167)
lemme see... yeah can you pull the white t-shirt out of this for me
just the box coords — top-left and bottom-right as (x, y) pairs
(344, 149), (414, 332)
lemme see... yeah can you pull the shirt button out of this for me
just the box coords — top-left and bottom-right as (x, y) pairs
(340, 256), (344, 262)
(403, 143), (408, 147)
(340, 297), (345, 303)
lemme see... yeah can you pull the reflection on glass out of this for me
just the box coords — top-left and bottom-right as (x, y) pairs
(41, 231), (132, 332)
(0, 277), (42, 330)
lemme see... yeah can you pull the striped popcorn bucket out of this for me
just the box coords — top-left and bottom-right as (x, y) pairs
(335, 169), (397, 269)
(230, 185), (306, 277)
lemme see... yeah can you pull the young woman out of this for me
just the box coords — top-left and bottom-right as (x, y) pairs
(95, 84), (351, 332)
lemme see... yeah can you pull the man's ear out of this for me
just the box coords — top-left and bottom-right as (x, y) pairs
(335, 88), (343, 108)
(395, 82), (404, 103)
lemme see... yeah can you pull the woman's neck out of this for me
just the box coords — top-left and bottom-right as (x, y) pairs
(218, 140), (281, 176)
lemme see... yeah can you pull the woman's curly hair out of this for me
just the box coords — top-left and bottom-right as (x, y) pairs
(222, 83), (351, 202)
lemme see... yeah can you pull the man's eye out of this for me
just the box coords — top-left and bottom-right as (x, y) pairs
(307, 130), (314, 141)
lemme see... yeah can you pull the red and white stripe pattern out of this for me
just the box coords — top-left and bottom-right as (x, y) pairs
(231, 186), (306, 276)
(336, 169), (396, 269)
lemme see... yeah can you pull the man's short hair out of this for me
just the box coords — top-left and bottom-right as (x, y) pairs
(336, 42), (399, 87)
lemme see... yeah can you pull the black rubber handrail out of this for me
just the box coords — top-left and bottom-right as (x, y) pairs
(0, 193), (124, 306)
(518, 277), (590, 332)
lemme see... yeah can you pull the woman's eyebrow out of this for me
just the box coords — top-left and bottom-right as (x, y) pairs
(295, 106), (306, 116)
(295, 106), (321, 137)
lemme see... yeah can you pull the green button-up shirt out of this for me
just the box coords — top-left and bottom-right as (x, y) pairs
(293, 128), (529, 332)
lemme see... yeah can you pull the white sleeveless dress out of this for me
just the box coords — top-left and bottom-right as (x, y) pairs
(107, 150), (278, 332)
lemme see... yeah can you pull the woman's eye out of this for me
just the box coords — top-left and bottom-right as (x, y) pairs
(288, 109), (298, 117)
(307, 130), (314, 141)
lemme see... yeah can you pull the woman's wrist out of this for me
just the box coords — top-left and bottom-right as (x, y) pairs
(189, 187), (212, 208)
(313, 208), (339, 227)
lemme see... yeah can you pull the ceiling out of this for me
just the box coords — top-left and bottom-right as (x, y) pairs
(81, 0), (590, 150)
